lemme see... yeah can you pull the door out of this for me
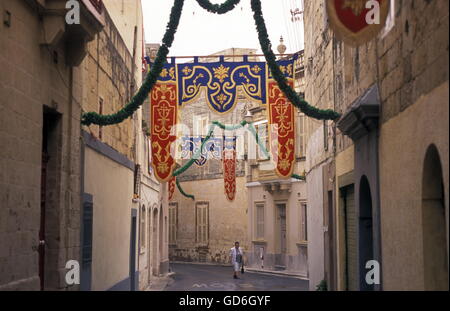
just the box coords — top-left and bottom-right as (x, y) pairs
(130, 211), (137, 291)
(276, 204), (287, 268)
(39, 151), (50, 290)
(81, 194), (93, 291)
(342, 185), (357, 291)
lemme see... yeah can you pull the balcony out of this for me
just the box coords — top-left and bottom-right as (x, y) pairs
(36, 0), (105, 66)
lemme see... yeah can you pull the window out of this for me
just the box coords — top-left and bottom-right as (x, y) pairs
(255, 120), (269, 160)
(256, 203), (265, 239)
(194, 114), (209, 137)
(300, 201), (308, 242)
(139, 205), (146, 252)
(169, 203), (178, 245)
(297, 113), (306, 158)
(323, 120), (329, 151)
(196, 202), (209, 245)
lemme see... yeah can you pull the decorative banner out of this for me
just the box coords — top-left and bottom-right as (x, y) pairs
(177, 59), (267, 114)
(327, 0), (390, 46)
(267, 59), (296, 179)
(223, 136), (237, 201)
(168, 176), (176, 201)
(150, 62), (178, 182)
(180, 136), (223, 166)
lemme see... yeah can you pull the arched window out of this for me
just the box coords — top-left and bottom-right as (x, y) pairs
(139, 205), (146, 253)
(422, 145), (448, 290)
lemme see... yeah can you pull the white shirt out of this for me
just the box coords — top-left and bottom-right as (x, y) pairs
(230, 247), (243, 264)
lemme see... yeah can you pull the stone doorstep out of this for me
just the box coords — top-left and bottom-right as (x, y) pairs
(244, 268), (308, 280)
(170, 260), (231, 267)
(144, 273), (175, 291)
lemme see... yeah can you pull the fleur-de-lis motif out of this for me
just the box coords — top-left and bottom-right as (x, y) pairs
(251, 65), (261, 74)
(182, 66), (192, 76)
(160, 68), (168, 78)
(213, 64), (230, 83)
(216, 93), (227, 105)
(342, 0), (366, 16)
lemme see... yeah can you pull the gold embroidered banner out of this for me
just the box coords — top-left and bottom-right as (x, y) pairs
(151, 82), (178, 182)
(267, 72), (296, 178)
(223, 136), (237, 201)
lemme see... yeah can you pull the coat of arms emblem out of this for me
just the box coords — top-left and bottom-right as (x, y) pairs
(326, 0), (391, 46)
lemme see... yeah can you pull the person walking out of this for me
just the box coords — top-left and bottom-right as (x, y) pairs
(230, 241), (244, 279)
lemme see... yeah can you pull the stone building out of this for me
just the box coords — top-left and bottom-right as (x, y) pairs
(0, 0), (167, 291)
(80, 0), (168, 291)
(0, 0), (103, 290)
(245, 51), (308, 276)
(303, 0), (448, 291)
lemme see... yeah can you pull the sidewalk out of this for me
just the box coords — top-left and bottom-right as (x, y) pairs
(144, 272), (175, 291)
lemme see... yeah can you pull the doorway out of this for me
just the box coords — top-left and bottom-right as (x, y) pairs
(422, 145), (448, 290)
(152, 208), (159, 276)
(342, 184), (357, 291)
(359, 176), (374, 290)
(130, 210), (137, 291)
(275, 203), (287, 269)
(40, 108), (60, 290)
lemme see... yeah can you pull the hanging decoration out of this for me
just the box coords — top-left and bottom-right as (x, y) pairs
(81, 0), (341, 127)
(195, 0), (241, 14)
(81, 0), (184, 126)
(250, 0), (341, 121)
(150, 70), (178, 182)
(176, 178), (195, 200)
(178, 59), (267, 114)
(267, 59), (296, 178)
(223, 136), (237, 201)
(168, 176), (176, 200)
(181, 136), (223, 166)
(326, 0), (391, 47)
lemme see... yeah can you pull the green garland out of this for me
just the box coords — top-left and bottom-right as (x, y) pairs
(176, 178), (195, 200)
(292, 174), (306, 181)
(195, 0), (241, 14)
(81, 0), (340, 126)
(81, 0), (185, 126)
(250, 0), (340, 121)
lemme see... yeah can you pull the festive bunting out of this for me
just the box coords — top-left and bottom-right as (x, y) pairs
(81, 0), (340, 127)
(223, 136), (237, 201)
(180, 136), (223, 166)
(150, 80), (178, 182)
(178, 60), (267, 114)
(267, 59), (296, 179)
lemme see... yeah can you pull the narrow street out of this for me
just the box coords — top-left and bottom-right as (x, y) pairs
(1, 0), (448, 295)
(164, 263), (308, 291)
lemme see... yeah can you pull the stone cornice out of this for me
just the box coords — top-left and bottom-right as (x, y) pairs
(337, 84), (380, 141)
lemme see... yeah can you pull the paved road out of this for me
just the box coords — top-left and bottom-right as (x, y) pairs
(164, 263), (309, 291)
